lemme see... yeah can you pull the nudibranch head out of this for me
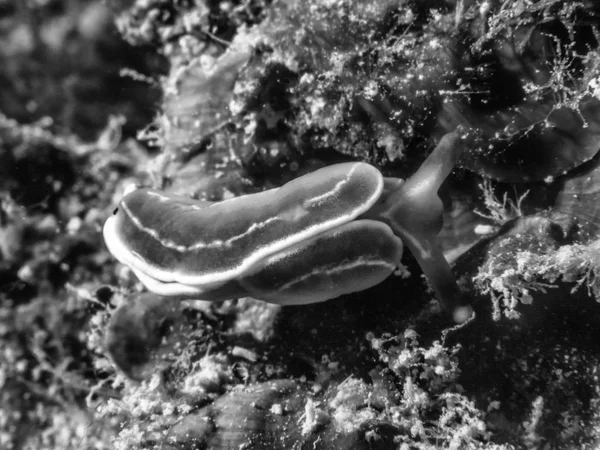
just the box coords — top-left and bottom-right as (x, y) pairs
(382, 131), (464, 311)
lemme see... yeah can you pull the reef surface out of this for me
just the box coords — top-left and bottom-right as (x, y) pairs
(2, 1), (600, 449)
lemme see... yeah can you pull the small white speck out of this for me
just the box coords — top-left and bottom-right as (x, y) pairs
(474, 224), (495, 235)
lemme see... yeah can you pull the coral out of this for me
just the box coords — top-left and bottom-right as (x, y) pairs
(369, 330), (501, 449)
(475, 232), (600, 320)
(144, 0), (600, 193)
(230, 0), (437, 161)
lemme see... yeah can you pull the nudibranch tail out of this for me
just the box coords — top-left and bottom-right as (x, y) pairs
(386, 131), (464, 312)
(238, 219), (403, 305)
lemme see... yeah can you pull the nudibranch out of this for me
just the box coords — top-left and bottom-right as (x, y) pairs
(103, 132), (463, 310)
